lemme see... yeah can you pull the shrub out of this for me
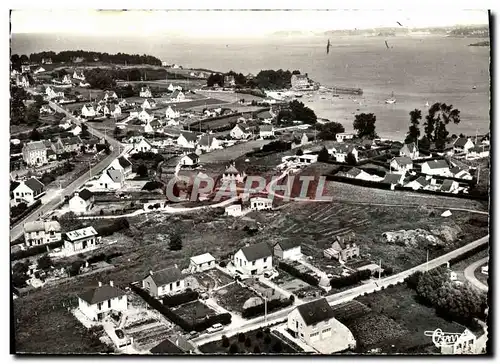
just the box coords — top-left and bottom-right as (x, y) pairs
(329, 269), (371, 289)
(264, 335), (271, 344)
(241, 298), (294, 319)
(238, 333), (246, 343)
(229, 343), (239, 354)
(264, 328), (270, 334)
(219, 261), (227, 268)
(253, 345), (261, 354)
(168, 232), (183, 251)
(272, 341), (283, 353)
(245, 337), (252, 347)
(221, 336), (230, 348)
(162, 290), (199, 307)
(11, 240), (64, 261)
(256, 331), (264, 339)
(278, 261), (319, 286)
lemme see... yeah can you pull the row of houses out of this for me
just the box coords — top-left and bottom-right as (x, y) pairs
(21, 137), (86, 167)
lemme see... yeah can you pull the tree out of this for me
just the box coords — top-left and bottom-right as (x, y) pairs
(296, 148), (304, 156)
(317, 122), (345, 140)
(253, 345), (261, 354)
(221, 335), (230, 348)
(68, 260), (84, 276)
(113, 127), (122, 138)
(37, 255), (53, 271)
(84, 68), (116, 90)
(423, 103), (460, 149)
(81, 124), (90, 138)
(229, 343), (239, 354)
(317, 146), (330, 162)
(404, 109), (422, 144)
(346, 152), (357, 165)
(353, 113), (378, 139)
(168, 231), (183, 251)
(264, 335), (271, 344)
(238, 333), (246, 343)
(10, 86), (27, 125)
(245, 337), (252, 347)
(416, 266), (448, 304)
(272, 341), (283, 353)
(29, 128), (42, 141)
(256, 330), (264, 339)
(289, 100), (317, 124)
(137, 164), (148, 178)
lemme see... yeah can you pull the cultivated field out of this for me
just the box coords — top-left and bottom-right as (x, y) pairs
(172, 300), (217, 324)
(213, 282), (260, 314)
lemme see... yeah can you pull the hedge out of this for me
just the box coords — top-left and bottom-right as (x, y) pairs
(329, 269), (371, 289)
(278, 261), (319, 286)
(10, 199), (42, 226)
(242, 297), (294, 319)
(11, 240), (64, 261)
(162, 290), (199, 307)
(129, 284), (231, 332)
(95, 218), (130, 237)
(449, 242), (489, 266)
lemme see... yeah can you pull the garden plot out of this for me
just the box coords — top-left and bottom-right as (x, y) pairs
(243, 278), (286, 300)
(192, 268), (234, 291)
(172, 300), (217, 325)
(272, 269), (323, 299)
(213, 282), (261, 314)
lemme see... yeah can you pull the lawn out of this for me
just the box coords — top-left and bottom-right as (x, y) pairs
(172, 300), (217, 325)
(213, 282), (259, 314)
(199, 327), (297, 354)
(198, 139), (273, 163)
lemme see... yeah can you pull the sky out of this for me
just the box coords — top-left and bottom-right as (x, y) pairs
(10, 9), (489, 37)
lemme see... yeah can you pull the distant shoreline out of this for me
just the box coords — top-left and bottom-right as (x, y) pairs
(468, 41), (490, 47)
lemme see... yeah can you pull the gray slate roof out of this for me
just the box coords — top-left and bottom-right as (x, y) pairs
(78, 284), (126, 305)
(148, 266), (183, 286)
(25, 177), (45, 192)
(240, 242), (272, 261)
(274, 240), (300, 251)
(296, 298), (336, 326)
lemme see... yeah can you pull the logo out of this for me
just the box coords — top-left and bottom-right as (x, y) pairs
(424, 328), (463, 348)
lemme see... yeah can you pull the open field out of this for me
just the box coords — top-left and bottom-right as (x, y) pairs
(198, 139), (272, 163)
(199, 327), (296, 354)
(213, 282), (259, 314)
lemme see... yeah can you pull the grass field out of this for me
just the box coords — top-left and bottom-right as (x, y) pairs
(198, 139), (272, 163)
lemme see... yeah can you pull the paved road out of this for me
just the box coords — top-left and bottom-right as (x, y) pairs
(192, 235), (489, 347)
(9, 102), (124, 242)
(463, 257), (489, 292)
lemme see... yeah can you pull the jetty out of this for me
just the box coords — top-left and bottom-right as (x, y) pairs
(331, 86), (363, 95)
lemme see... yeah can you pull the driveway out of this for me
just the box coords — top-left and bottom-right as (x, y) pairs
(463, 257), (489, 292)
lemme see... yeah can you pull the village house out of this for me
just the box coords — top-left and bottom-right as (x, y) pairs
(197, 134), (221, 153)
(104, 104), (122, 118)
(405, 176), (431, 190)
(70, 125), (82, 136)
(224, 75), (236, 87)
(177, 132), (199, 149)
(399, 142), (420, 159)
(225, 204), (242, 217)
(324, 231), (359, 262)
(221, 163), (245, 184)
(165, 106), (180, 119)
(139, 87), (152, 98)
(467, 145), (490, 159)
(103, 91), (118, 101)
(16, 74), (30, 88)
(453, 137), (475, 154)
(41, 58), (53, 64)
(138, 109), (154, 123)
(257, 110), (274, 124)
(108, 156), (133, 176)
(79, 81), (91, 88)
(34, 66), (46, 74)
(81, 104), (97, 118)
(287, 298), (355, 354)
(62, 74), (73, 85)
(290, 74), (310, 90)
(64, 226), (102, 254)
(333, 145), (358, 163)
(130, 138), (153, 155)
(21, 65), (31, 73)
(179, 153), (199, 167)
(188, 253), (216, 273)
(59, 136), (83, 154)
(230, 124), (252, 140)
(45, 86), (65, 100)
(234, 242), (273, 276)
(69, 189), (95, 214)
(250, 196), (273, 211)
(98, 169), (125, 190)
(440, 179), (460, 193)
(22, 140), (48, 166)
(142, 266), (185, 298)
(40, 104), (53, 114)
(78, 281), (128, 321)
(450, 166), (473, 180)
(141, 98), (157, 109)
(291, 133), (310, 149)
(440, 329), (477, 355)
(170, 90), (186, 102)
(273, 241), (302, 261)
(144, 119), (162, 134)
(13, 178), (45, 205)
(390, 157), (413, 173)
(421, 160), (451, 177)
(382, 173), (404, 189)
(73, 70), (85, 81)
(343, 167), (379, 181)
(150, 337), (190, 354)
(335, 133), (355, 143)
(259, 125), (275, 139)
(297, 154), (319, 165)
(23, 220), (61, 247)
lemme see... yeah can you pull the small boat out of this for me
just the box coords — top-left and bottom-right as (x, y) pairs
(425, 101), (429, 107)
(294, 93), (303, 98)
(385, 92), (396, 104)
(472, 85), (477, 90)
(320, 96), (326, 100)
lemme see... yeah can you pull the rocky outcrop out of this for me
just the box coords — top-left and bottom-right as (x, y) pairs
(382, 223), (462, 248)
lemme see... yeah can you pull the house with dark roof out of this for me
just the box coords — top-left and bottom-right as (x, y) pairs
(287, 298), (355, 354)
(399, 142), (419, 159)
(78, 281), (128, 321)
(197, 134), (221, 153)
(69, 188), (94, 214)
(382, 173), (404, 189)
(230, 124), (252, 140)
(234, 242), (273, 276)
(421, 160), (451, 177)
(179, 153), (199, 167)
(324, 231), (359, 262)
(141, 98), (157, 110)
(450, 166), (473, 180)
(390, 156), (413, 173)
(453, 137), (475, 153)
(405, 176), (431, 190)
(22, 140), (48, 166)
(467, 145), (490, 160)
(221, 163), (245, 184)
(142, 266), (185, 297)
(107, 156), (133, 176)
(170, 90), (185, 102)
(259, 125), (275, 139)
(250, 196), (273, 211)
(13, 177), (45, 205)
(273, 240), (302, 260)
(177, 131), (199, 149)
(98, 169), (125, 190)
(149, 338), (185, 354)
(59, 136), (83, 153)
(440, 179), (459, 193)
(333, 144), (358, 163)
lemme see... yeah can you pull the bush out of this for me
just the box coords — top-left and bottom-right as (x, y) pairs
(219, 261), (227, 268)
(11, 240), (64, 261)
(278, 261), (319, 286)
(229, 343), (239, 354)
(221, 336), (230, 348)
(264, 335), (271, 344)
(162, 290), (199, 307)
(245, 337), (252, 347)
(256, 330), (264, 339)
(238, 333), (246, 343)
(241, 298), (293, 319)
(253, 345), (261, 354)
(272, 341), (283, 353)
(329, 269), (371, 289)
(96, 218), (130, 237)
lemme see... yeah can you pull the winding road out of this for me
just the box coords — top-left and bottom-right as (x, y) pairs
(463, 257), (489, 292)
(9, 102), (124, 242)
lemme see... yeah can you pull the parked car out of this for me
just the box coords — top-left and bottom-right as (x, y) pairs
(207, 323), (223, 333)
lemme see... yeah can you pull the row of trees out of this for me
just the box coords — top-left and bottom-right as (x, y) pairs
(277, 100), (318, 125)
(10, 86), (44, 125)
(207, 69), (301, 90)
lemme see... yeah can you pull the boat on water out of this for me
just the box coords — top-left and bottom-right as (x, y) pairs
(425, 101), (430, 107)
(473, 85), (477, 90)
(294, 93), (303, 98)
(385, 92), (396, 104)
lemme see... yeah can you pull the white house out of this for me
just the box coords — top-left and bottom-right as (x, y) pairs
(69, 189), (94, 214)
(467, 145), (490, 159)
(259, 125), (275, 139)
(197, 135), (221, 153)
(336, 133), (355, 143)
(291, 74), (310, 90)
(221, 164), (245, 184)
(130, 138), (153, 154)
(138, 109), (154, 123)
(62, 74), (73, 85)
(440, 179), (460, 193)
(390, 157), (413, 173)
(333, 145), (358, 163)
(233, 242), (273, 276)
(250, 197), (273, 211)
(81, 104), (97, 118)
(139, 87), (152, 98)
(70, 125), (82, 136)
(22, 141), (48, 166)
(177, 132), (199, 149)
(287, 298), (356, 354)
(230, 124), (252, 140)
(142, 98), (157, 109)
(16, 75), (30, 88)
(98, 169), (125, 190)
(104, 104), (122, 117)
(78, 281), (128, 321)
(73, 71), (86, 81)
(450, 166), (473, 180)
(225, 204), (243, 217)
(170, 90), (185, 102)
(103, 91), (118, 101)
(165, 106), (180, 120)
(400, 142), (420, 159)
(34, 66), (46, 74)
(405, 176), (431, 190)
(142, 266), (185, 298)
(13, 178), (45, 205)
(23, 220), (61, 247)
(441, 329), (477, 355)
(421, 160), (451, 177)
(179, 153), (199, 166)
(64, 226), (102, 254)
(297, 154), (318, 165)
(45, 86), (65, 100)
(453, 137), (475, 154)
(107, 156), (133, 176)
(188, 253), (216, 273)
(273, 241), (301, 261)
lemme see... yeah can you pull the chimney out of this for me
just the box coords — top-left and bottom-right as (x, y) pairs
(110, 281), (114, 287)
(150, 270), (153, 276)
(98, 281), (102, 287)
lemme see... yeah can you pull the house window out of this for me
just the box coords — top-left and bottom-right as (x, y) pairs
(253, 261), (256, 266)
(97, 303), (102, 310)
(170, 283), (173, 290)
(310, 332), (319, 338)
(176, 281), (180, 287)
(322, 328), (331, 334)
(108, 300), (111, 308)
(263, 257), (267, 263)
